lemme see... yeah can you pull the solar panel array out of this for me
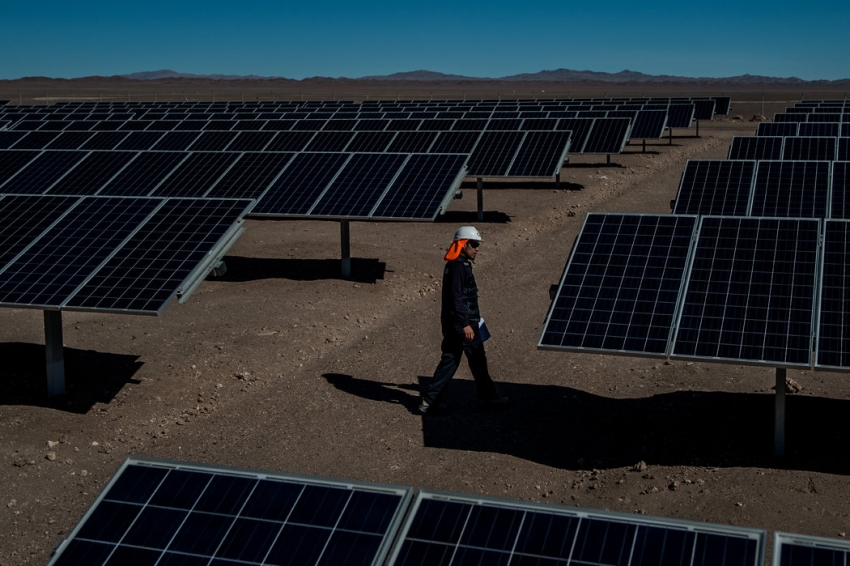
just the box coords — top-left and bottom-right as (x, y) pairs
(728, 136), (844, 160)
(48, 456), (767, 566)
(539, 212), (850, 371)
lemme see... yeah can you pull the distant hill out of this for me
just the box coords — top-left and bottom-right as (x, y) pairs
(96, 68), (849, 85)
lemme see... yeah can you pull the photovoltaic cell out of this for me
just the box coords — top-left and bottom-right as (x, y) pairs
(11, 130), (61, 149)
(346, 131), (397, 153)
(79, 131), (129, 150)
(44, 131), (94, 150)
(539, 213), (696, 356)
(115, 131), (165, 151)
(387, 490), (765, 566)
(0, 149), (39, 186)
(816, 220), (850, 369)
(304, 131), (355, 152)
(839, 138), (850, 160)
(672, 216), (819, 367)
(48, 456), (411, 566)
(264, 130), (316, 152)
(372, 154), (466, 220)
(666, 104), (695, 128)
(150, 131), (201, 151)
(227, 130), (277, 152)
(728, 137), (784, 160)
(311, 152), (408, 217)
(556, 118), (594, 152)
(751, 160), (830, 218)
(65, 198), (253, 314)
(429, 130), (482, 155)
(507, 130), (571, 177)
(387, 131), (438, 153)
(187, 130), (239, 151)
(251, 152), (351, 216)
(673, 160), (755, 216)
(0, 196), (160, 309)
(0, 131), (27, 149)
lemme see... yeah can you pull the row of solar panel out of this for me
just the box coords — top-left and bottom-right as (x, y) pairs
(728, 136), (850, 160)
(539, 213), (850, 371)
(0, 101), (702, 128)
(47, 455), (767, 566)
(0, 151), (472, 219)
(0, 194), (252, 315)
(774, 113), (850, 123)
(673, 159), (850, 218)
(0, 136), (566, 201)
(756, 122), (850, 137)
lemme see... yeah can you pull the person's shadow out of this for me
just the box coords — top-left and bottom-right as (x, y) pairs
(322, 372), (850, 474)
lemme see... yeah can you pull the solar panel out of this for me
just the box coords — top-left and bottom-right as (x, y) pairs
(660, 104), (692, 129)
(539, 213), (697, 356)
(629, 110), (668, 139)
(0, 149), (39, 185)
(673, 160), (755, 216)
(264, 130), (316, 152)
(429, 130), (482, 155)
(711, 96), (732, 115)
(381, 131), (435, 153)
(371, 154), (466, 220)
(692, 99), (716, 121)
(206, 152), (295, 199)
(80, 131), (130, 151)
(727, 136), (784, 160)
(47, 151), (137, 196)
(672, 216), (819, 367)
(0, 196), (161, 309)
(44, 131), (95, 150)
(756, 122), (798, 137)
(115, 131), (166, 151)
(816, 219), (850, 369)
(0, 131), (27, 149)
(798, 123), (840, 137)
(465, 130), (524, 176)
(99, 152), (187, 197)
(782, 136), (837, 160)
(773, 532), (850, 566)
(48, 456), (412, 566)
(833, 162), (850, 219)
(64, 198), (253, 314)
(0, 194), (80, 268)
(840, 138), (850, 160)
(582, 118), (631, 154)
(310, 152), (409, 217)
(151, 152), (240, 198)
(387, 490), (765, 566)
(556, 118), (595, 152)
(150, 131), (201, 151)
(751, 160), (830, 218)
(251, 152), (351, 216)
(11, 130), (61, 149)
(227, 131), (277, 151)
(304, 130), (356, 152)
(0, 150), (88, 194)
(508, 131), (571, 177)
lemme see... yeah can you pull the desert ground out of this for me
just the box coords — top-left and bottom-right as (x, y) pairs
(2, 80), (850, 565)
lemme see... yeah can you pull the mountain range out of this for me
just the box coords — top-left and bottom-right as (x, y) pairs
(115, 69), (850, 85)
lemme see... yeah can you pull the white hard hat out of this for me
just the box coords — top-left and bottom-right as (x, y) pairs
(454, 226), (482, 242)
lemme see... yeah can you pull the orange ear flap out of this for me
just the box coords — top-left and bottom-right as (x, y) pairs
(443, 239), (468, 261)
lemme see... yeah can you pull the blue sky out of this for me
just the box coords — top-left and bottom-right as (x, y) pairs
(2, 0), (848, 81)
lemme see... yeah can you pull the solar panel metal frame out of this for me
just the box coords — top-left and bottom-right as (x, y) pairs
(47, 455), (414, 566)
(772, 531), (850, 566)
(386, 489), (766, 566)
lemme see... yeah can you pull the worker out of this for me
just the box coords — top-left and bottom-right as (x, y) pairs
(418, 226), (509, 415)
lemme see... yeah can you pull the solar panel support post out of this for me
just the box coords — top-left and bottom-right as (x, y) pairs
(340, 220), (351, 279)
(775, 367), (786, 457)
(669, 128), (673, 145)
(44, 310), (65, 397)
(477, 177), (484, 221)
